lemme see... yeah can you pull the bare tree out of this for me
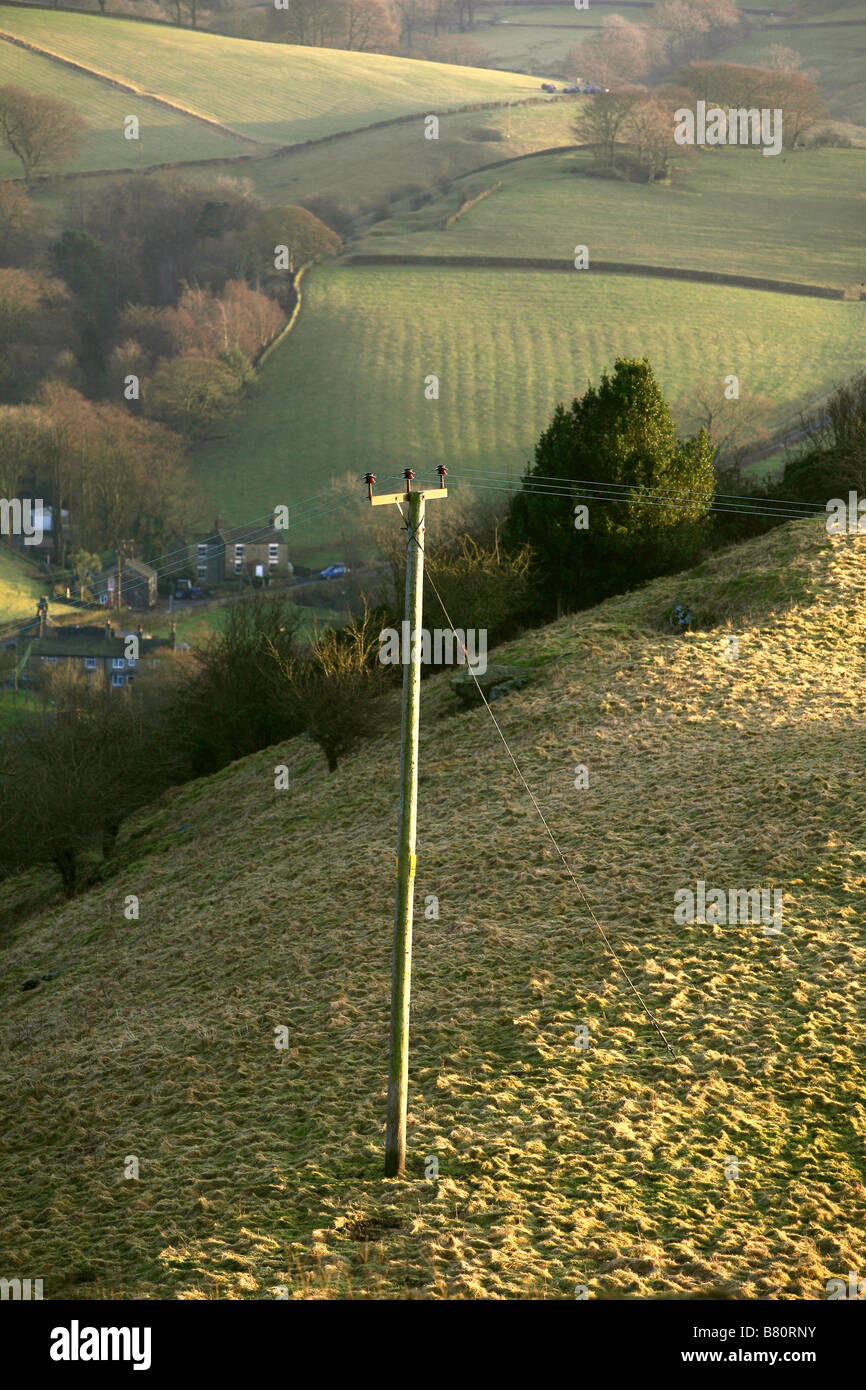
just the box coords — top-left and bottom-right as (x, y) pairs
(576, 89), (641, 167)
(653, 0), (740, 69)
(393, 0), (434, 47)
(277, 603), (394, 773)
(573, 16), (663, 88)
(681, 61), (826, 148)
(0, 86), (87, 180)
(340, 0), (399, 51)
(454, 0), (478, 30)
(623, 93), (681, 180)
(677, 375), (775, 468)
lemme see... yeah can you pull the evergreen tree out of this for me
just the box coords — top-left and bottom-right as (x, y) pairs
(507, 357), (715, 614)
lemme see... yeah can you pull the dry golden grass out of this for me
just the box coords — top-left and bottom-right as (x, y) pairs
(0, 520), (864, 1299)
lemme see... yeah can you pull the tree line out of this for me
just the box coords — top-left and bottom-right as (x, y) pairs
(0, 146), (340, 564)
(577, 57), (827, 182)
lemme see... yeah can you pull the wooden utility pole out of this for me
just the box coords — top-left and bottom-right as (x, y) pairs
(367, 467), (447, 1177)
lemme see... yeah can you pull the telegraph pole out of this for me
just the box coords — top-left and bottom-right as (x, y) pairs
(367, 466), (447, 1177)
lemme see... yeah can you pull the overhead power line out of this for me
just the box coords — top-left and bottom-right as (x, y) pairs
(413, 513), (685, 1067)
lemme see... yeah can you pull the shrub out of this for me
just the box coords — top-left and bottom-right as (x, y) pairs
(0, 673), (177, 897)
(169, 596), (305, 777)
(145, 353), (248, 440)
(507, 357), (715, 617)
(803, 127), (852, 148)
(278, 605), (395, 774)
(299, 193), (357, 238)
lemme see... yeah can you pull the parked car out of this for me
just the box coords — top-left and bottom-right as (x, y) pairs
(318, 564), (350, 580)
(541, 82), (557, 93)
(583, 84), (607, 94)
(563, 84), (582, 94)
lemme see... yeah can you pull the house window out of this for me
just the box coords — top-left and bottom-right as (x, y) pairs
(41, 655), (57, 665)
(112, 657), (125, 670)
(197, 565), (207, 579)
(112, 673), (125, 687)
(268, 544), (279, 559)
(235, 544), (244, 559)
(197, 544), (207, 558)
(127, 657), (137, 668)
(99, 593), (110, 606)
(84, 656), (97, 670)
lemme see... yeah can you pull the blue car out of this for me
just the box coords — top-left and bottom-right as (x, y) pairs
(318, 564), (350, 580)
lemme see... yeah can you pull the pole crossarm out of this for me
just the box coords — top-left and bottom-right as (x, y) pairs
(365, 467), (448, 509)
(369, 489), (447, 507)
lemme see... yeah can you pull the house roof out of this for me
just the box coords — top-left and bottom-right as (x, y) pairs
(219, 523), (288, 547)
(193, 532), (223, 550)
(96, 557), (157, 581)
(18, 625), (166, 658)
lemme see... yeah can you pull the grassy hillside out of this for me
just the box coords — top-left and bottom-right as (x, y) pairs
(191, 264), (866, 535)
(0, 38), (249, 176)
(1, 520), (864, 1298)
(24, 99), (580, 216)
(192, 99), (581, 208)
(0, 9), (535, 148)
(0, 542), (46, 625)
(355, 146), (866, 290)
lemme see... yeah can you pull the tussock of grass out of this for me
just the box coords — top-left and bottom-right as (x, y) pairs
(0, 521), (864, 1299)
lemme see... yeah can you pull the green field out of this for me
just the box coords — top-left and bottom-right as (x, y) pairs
(0, 8), (536, 147)
(149, 598), (348, 647)
(356, 146), (866, 289)
(0, 39), (249, 177)
(2, 521), (864, 1298)
(191, 99), (580, 207)
(24, 98), (581, 219)
(192, 264), (866, 537)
